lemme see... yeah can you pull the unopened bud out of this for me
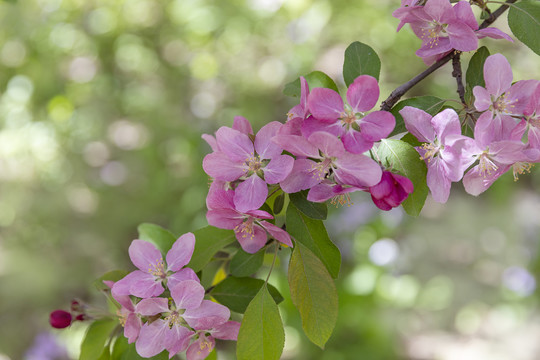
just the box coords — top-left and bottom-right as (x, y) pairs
(49, 310), (72, 329)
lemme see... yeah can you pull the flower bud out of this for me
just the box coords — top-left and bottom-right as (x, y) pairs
(368, 171), (414, 211)
(49, 310), (72, 329)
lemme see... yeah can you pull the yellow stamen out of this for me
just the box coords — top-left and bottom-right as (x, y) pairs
(513, 162), (533, 181)
(330, 193), (353, 207)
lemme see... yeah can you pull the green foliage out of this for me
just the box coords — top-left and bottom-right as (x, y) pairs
(285, 203), (341, 278)
(210, 276), (283, 314)
(93, 270), (129, 292)
(343, 41), (381, 86)
(273, 192), (285, 215)
(377, 139), (428, 216)
(288, 243), (338, 349)
(465, 46), (490, 103)
(389, 96), (445, 137)
(289, 190), (327, 220)
(188, 226), (236, 272)
(237, 285), (285, 360)
(230, 248), (265, 277)
(80, 319), (118, 360)
(283, 71), (339, 97)
(508, 0), (540, 56)
(137, 223), (176, 256)
(111, 336), (168, 360)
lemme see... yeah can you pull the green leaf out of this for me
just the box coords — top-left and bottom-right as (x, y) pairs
(93, 270), (130, 292)
(137, 223), (176, 256)
(188, 226), (236, 272)
(289, 190), (327, 220)
(273, 192), (285, 215)
(230, 249), (265, 277)
(283, 71), (339, 98)
(508, 0), (540, 56)
(210, 276), (284, 314)
(389, 96), (445, 137)
(377, 139), (428, 216)
(343, 41), (381, 86)
(111, 336), (168, 360)
(237, 285), (285, 360)
(285, 203), (340, 278)
(80, 319), (118, 360)
(288, 243), (338, 349)
(466, 46), (490, 90)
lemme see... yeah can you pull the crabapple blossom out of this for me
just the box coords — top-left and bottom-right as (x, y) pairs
(400, 106), (470, 203)
(185, 321), (241, 360)
(305, 75), (395, 154)
(111, 233), (199, 299)
(368, 171), (414, 211)
(203, 121), (294, 212)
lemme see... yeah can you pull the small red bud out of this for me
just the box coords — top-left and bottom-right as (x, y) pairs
(71, 299), (82, 312)
(50, 310), (72, 329)
(75, 314), (87, 321)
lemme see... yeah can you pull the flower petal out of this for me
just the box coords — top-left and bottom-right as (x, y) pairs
(186, 336), (215, 360)
(163, 325), (193, 358)
(308, 87), (344, 122)
(255, 121), (284, 159)
(166, 232), (196, 272)
(168, 268), (200, 290)
(264, 155), (295, 184)
(359, 110), (395, 141)
(260, 221), (293, 247)
(271, 134), (319, 158)
(279, 159), (321, 193)
(432, 108), (461, 143)
(136, 320), (168, 358)
(308, 131), (345, 157)
(124, 314), (142, 344)
(171, 280), (205, 310)
(136, 297), (170, 316)
(202, 152), (246, 181)
(234, 175), (268, 213)
(346, 75), (379, 112)
(447, 22), (478, 52)
(184, 300), (230, 330)
(400, 106), (435, 142)
(235, 224), (267, 254)
(215, 127), (254, 161)
(232, 116), (253, 135)
(334, 153), (382, 187)
(484, 54), (513, 98)
(128, 240), (163, 272)
(212, 321), (241, 340)
(206, 209), (243, 230)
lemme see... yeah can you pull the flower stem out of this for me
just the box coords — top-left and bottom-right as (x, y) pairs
(265, 241), (279, 284)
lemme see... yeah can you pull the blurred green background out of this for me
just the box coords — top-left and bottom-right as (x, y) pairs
(1, 0), (539, 359)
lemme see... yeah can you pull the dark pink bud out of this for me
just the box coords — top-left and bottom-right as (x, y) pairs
(75, 314), (87, 321)
(70, 299), (81, 312)
(368, 171), (414, 211)
(49, 310), (72, 329)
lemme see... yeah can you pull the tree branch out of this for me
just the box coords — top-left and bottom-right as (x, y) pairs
(451, 51), (466, 105)
(380, 0), (517, 112)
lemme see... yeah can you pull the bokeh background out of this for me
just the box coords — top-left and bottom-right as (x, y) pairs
(1, 0), (540, 359)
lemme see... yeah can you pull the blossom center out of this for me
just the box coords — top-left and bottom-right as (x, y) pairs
(419, 140), (441, 162)
(245, 154), (262, 172)
(148, 258), (167, 279)
(330, 193), (353, 207)
(339, 108), (362, 131)
(478, 151), (498, 177)
(492, 92), (516, 114)
(311, 157), (333, 181)
(235, 217), (255, 240)
(423, 22), (447, 48)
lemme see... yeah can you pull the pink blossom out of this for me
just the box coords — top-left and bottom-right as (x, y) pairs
(185, 321), (240, 360)
(368, 171), (414, 211)
(203, 121), (294, 212)
(206, 181), (293, 253)
(135, 280), (230, 358)
(306, 75), (395, 154)
(524, 83), (540, 149)
(473, 54), (538, 139)
(273, 131), (382, 194)
(111, 233), (199, 299)
(400, 107), (470, 203)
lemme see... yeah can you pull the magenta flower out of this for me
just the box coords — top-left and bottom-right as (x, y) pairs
(462, 117), (532, 195)
(368, 171), (414, 211)
(135, 280), (230, 358)
(185, 321), (240, 360)
(111, 233), (199, 299)
(206, 181), (293, 253)
(203, 121), (294, 212)
(273, 131), (382, 194)
(392, 0), (423, 32)
(306, 180), (361, 206)
(306, 75), (395, 154)
(473, 54), (538, 140)
(400, 107), (470, 203)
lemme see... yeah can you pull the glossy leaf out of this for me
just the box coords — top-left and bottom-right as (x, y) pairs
(237, 285), (285, 360)
(210, 276), (284, 314)
(137, 223), (176, 256)
(273, 192), (285, 215)
(466, 46), (490, 90)
(283, 70), (339, 98)
(508, 0), (540, 56)
(390, 96), (445, 137)
(289, 190), (327, 220)
(285, 203), (340, 278)
(377, 139), (428, 216)
(343, 41), (381, 86)
(80, 319), (118, 360)
(230, 248), (265, 277)
(188, 226), (236, 272)
(288, 243), (338, 349)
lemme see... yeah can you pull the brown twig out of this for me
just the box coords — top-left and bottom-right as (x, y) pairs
(451, 51), (466, 105)
(380, 0), (517, 112)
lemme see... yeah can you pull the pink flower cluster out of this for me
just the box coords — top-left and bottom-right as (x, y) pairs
(202, 75), (415, 233)
(393, 0), (512, 64)
(109, 233), (240, 359)
(400, 54), (540, 201)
